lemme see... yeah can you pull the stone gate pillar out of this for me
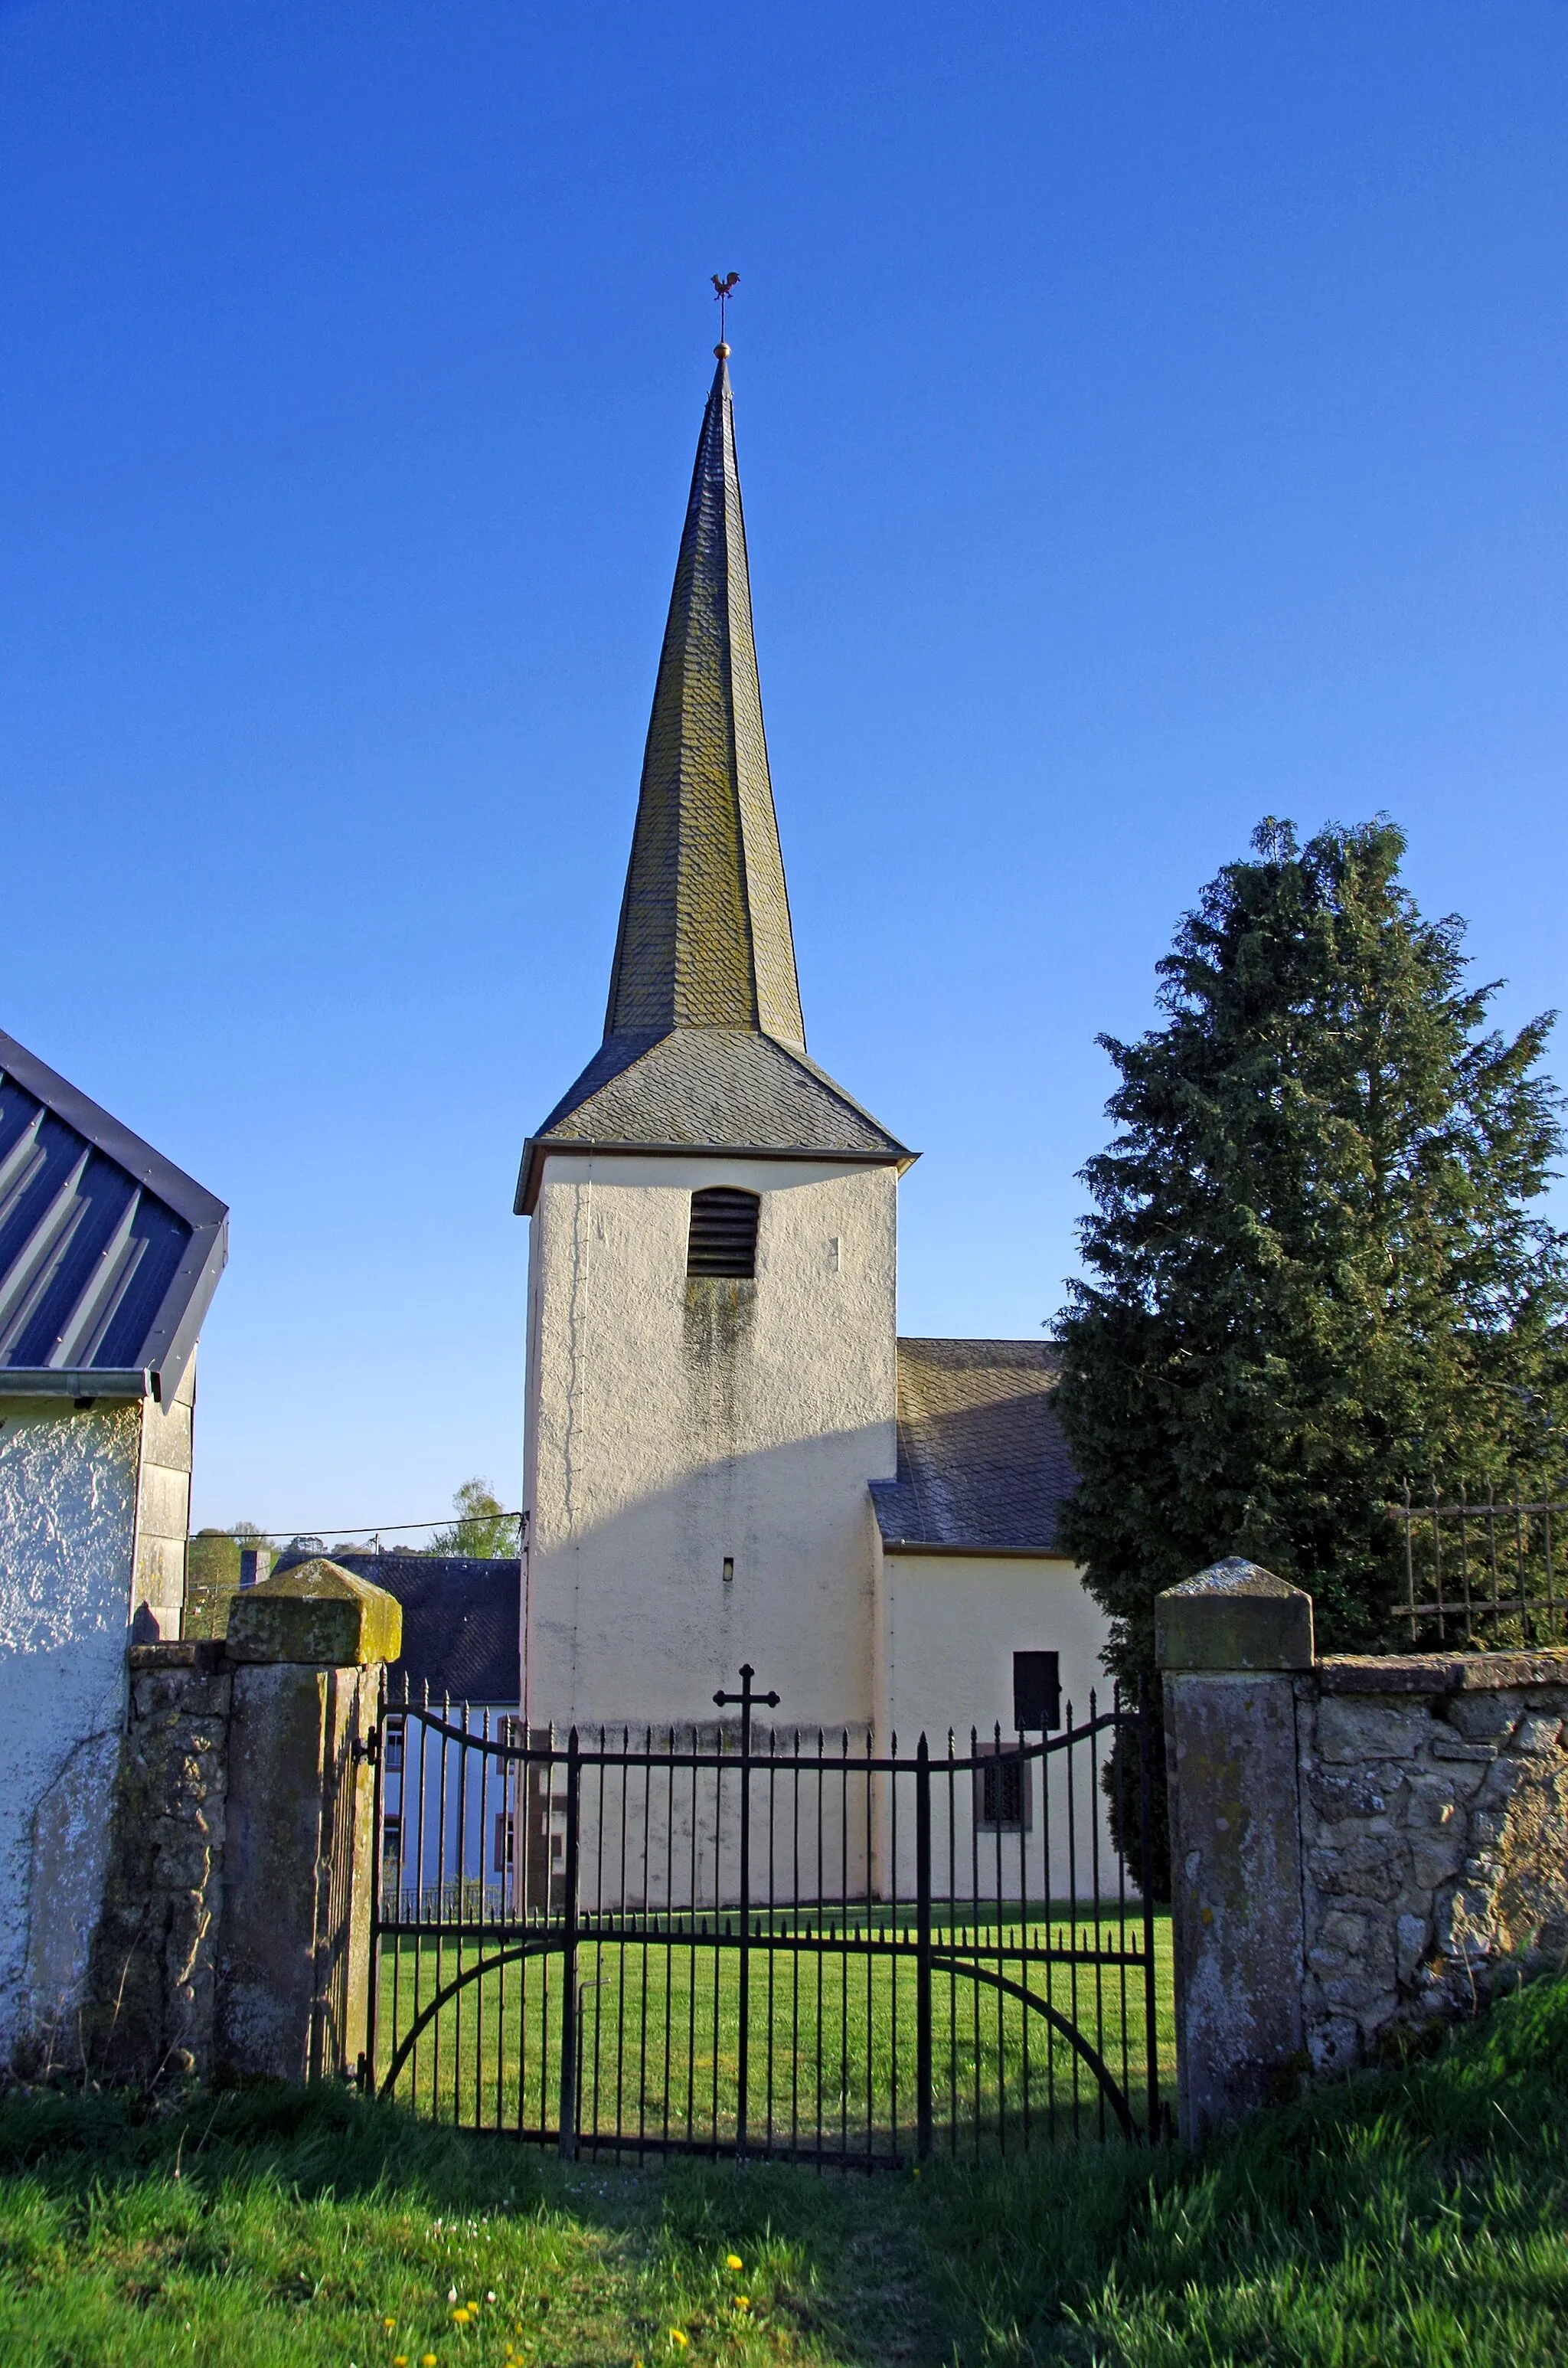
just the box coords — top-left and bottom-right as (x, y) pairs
(1156, 1558), (1314, 2145)
(217, 1559), (401, 2083)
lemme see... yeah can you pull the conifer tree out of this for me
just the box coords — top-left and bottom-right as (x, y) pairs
(1056, 819), (1566, 1758)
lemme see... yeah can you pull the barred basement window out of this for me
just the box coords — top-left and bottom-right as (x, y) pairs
(687, 1187), (760, 1278)
(975, 1742), (1032, 1832)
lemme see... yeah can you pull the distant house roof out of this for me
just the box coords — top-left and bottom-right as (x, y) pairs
(276, 1552), (521, 1705)
(871, 1339), (1078, 1557)
(0, 1028), (228, 1404)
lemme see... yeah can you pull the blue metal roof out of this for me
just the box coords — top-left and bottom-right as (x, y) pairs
(0, 1029), (228, 1402)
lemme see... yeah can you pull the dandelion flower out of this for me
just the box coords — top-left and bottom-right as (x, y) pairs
(669, 2330), (689, 2349)
(725, 2254), (743, 2272)
(394, 2357), (407, 2366)
(385, 2319), (397, 2331)
(735, 2296), (751, 2312)
(422, 2356), (438, 2366)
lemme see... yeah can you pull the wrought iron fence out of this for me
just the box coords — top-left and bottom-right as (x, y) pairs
(1393, 1486), (1568, 1645)
(366, 1668), (1171, 2165)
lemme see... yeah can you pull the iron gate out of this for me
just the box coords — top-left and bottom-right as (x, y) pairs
(366, 1668), (1168, 2163)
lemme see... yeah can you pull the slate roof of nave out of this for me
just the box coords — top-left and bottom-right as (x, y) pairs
(871, 1339), (1079, 1557)
(517, 349), (909, 1214)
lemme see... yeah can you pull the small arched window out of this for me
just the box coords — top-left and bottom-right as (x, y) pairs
(687, 1187), (760, 1279)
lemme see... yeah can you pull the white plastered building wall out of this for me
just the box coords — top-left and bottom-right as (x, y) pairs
(0, 1356), (198, 2056)
(523, 1153), (897, 1737)
(874, 1539), (1119, 1902)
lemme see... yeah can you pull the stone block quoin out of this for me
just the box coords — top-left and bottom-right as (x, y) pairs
(1156, 1557), (1315, 1674)
(224, 1557), (402, 1669)
(82, 1560), (400, 2088)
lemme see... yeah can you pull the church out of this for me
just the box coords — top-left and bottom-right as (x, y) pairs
(515, 344), (1109, 1759)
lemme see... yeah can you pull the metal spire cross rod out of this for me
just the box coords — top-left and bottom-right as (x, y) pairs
(710, 270), (740, 351)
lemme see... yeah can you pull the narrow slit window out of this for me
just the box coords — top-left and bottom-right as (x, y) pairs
(1013, 1650), (1061, 1732)
(687, 1187), (760, 1278)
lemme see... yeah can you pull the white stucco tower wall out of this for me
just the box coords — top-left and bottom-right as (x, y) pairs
(523, 1153), (897, 1734)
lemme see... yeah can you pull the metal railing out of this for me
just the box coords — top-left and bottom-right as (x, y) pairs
(366, 1668), (1170, 2165)
(1394, 1485), (1568, 1645)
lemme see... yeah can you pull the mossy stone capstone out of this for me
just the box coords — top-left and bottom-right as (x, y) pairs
(224, 1558), (403, 1666)
(1155, 1557), (1315, 1672)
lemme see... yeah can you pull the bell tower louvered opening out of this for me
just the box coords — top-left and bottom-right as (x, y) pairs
(687, 1186), (760, 1279)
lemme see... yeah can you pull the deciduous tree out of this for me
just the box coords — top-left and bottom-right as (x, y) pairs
(430, 1477), (519, 1560)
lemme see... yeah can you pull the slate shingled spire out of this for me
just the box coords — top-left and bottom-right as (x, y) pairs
(515, 350), (911, 1215)
(604, 351), (805, 1051)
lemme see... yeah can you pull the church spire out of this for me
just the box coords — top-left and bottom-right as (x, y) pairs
(516, 342), (912, 1218)
(603, 349), (807, 1052)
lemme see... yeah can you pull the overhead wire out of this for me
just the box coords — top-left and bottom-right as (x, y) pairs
(203, 1512), (524, 1545)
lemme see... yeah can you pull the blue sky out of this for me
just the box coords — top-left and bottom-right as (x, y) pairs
(2, 0), (1565, 1539)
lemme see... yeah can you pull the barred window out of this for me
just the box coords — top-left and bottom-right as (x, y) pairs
(975, 1743), (1031, 1832)
(687, 1187), (760, 1278)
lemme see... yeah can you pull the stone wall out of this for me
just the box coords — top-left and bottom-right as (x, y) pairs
(77, 1560), (399, 2089)
(1299, 1650), (1568, 2073)
(1158, 1562), (1568, 2141)
(84, 1643), (230, 2082)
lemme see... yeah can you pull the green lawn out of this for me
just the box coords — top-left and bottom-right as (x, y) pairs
(2, 1973), (1566, 2363)
(3, 1979), (1568, 2368)
(374, 1909), (1174, 2156)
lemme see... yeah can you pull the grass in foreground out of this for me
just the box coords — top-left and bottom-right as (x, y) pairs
(0, 1972), (1566, 2364)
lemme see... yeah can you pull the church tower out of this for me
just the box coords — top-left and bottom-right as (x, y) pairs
(517, 348), (913, 1734)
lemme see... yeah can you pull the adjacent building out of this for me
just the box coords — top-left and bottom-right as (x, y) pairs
(0, 1028), (227, 2052)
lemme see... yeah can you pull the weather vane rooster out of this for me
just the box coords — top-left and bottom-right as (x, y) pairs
(711, 270), (740, 348)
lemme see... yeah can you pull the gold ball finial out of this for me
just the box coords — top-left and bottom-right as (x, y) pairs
(714, 341), (730, 358)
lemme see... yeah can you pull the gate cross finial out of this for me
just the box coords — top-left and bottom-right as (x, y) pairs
(713, 1662), (780, 1717)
